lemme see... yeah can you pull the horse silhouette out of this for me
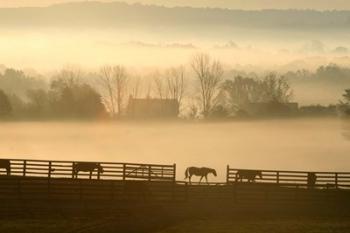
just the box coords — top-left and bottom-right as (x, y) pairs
(236, 169), (262, 182)
(0, 159), (10, 175)
(307, 172), (317, 189)
(73, 162), (104, 179)
(184, 167), (217, 184)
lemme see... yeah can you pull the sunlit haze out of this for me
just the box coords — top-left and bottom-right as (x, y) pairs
(1, 0), (350, 10)
(1, 1), (350, 231)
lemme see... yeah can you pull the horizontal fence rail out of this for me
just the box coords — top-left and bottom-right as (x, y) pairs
(0, 161), (350, 214)
(226, 166), (350, 189)
(0, 158), (176, 182)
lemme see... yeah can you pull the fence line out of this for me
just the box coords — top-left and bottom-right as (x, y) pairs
(0, 158), (176, 182)
(2, 158), (350, 189)
(226, 166), (350, 189)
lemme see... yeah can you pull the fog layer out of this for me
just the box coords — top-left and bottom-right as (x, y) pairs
(0, 119), (349, 182)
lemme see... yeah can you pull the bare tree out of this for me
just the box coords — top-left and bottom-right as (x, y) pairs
(99, 65), (128, 117)
(99, 66), (116, 116)
(166, 66), (187, 106)
(220, 76), (264, 111)
(152, 71), (168, 99)
(260, 74), (293, 103)
(129, 75), (142, 99)
(51, 67), (83, 90)
(113, 65), (129, 116)
(191, 53), (224, 117)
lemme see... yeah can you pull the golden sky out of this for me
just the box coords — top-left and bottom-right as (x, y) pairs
(0, 0), (349, 9)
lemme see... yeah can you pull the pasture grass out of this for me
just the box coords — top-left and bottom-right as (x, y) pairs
(0, 215), (174, 233)
(1, 216), (350, 233)
(156, 216), (350, 233)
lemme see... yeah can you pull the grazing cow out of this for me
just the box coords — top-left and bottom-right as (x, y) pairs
(73, 162), (104, 179)
(184, 167), (217, 184)
(0, 159), (10, 176)
(236, 170), (262, 182)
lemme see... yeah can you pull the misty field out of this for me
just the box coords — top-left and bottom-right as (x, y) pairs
(0, 118), (349, 181)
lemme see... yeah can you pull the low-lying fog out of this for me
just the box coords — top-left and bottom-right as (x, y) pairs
(1, 118), (349, 182)
(2, 28), (350, 72)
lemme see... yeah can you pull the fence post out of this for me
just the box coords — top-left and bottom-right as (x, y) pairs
(226, 165), (229, 184)
(276, 171), (280, 185)
(23, 160), (27, 177)
(148, 165), (152, 181)
(48, 161), (52, 179)
(97, 163), (101, 180)
(173, 164), (176, 182)
(335, 173), (338, 189)
(72, 162), (75, 179)
(123, 164), (126, 181)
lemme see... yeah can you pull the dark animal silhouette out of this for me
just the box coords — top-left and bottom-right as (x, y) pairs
(307, 172), (317, 189)
(236, 169), (262, 182)
(0, 159), (10, 175)
(184, 167), (217, 184)
(73, 162), (104, 179)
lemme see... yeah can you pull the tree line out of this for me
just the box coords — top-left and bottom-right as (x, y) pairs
(0, 53), (349, 120)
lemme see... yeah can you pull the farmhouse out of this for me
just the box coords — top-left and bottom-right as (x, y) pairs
(127, 97), (179, 118)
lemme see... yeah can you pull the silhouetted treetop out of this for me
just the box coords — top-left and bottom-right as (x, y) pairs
(0, 90), (12, 117)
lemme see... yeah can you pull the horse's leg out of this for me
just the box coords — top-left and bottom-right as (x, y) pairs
(189, 175), (192, 185)
(199, 176), (203, 184)
(205, 175), (208, 184)
(89, 171), (92, 180)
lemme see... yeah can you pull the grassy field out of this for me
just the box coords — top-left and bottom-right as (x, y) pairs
(156, 217), (350, 233)
(0, 216), (174, 233)
(1, 216), (350, 233)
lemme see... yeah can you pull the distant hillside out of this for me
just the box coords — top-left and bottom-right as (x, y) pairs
(0, 2), (349, 30)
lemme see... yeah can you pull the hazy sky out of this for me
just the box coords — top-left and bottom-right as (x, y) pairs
(1, 0), (350, 10)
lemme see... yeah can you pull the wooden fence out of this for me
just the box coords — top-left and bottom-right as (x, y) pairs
(0, 158), (176, 182)
(226, 166), (350, 189)
(0, 162), (350, 214)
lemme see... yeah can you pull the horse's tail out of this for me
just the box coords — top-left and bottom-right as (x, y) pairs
(184, 167), (189, 179)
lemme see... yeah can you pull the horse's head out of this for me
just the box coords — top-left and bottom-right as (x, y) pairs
(257, 171), (263, 179)
(98, 164), (104, 174)
(211, 169), (217, 177)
